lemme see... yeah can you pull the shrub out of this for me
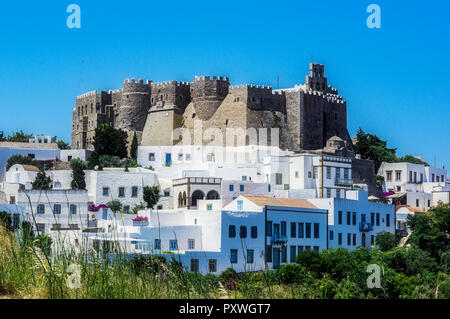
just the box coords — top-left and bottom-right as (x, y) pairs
(277, 264), (308, 284)
(0, 211), (13, 231)
(375, 231), (397, 251)
(296, 250), (329, 276)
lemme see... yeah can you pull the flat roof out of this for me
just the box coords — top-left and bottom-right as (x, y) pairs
(243, 196), (319, 210)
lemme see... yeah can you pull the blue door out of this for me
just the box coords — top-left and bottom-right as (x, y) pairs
(102, 208), (108, 220)
(273, 248), (281, 269)
(165, 153), (172, 167)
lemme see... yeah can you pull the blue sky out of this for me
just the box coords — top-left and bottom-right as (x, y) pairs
(0, 1), (449, 169)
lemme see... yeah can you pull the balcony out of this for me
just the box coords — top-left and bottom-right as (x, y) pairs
(359, 222), (373, 232)
(335, 178), (353, 186)
(271, 234), (288, 245)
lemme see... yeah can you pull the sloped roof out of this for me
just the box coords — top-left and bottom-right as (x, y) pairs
(397, 206), (425, 214)
(243, 196), (319, 210)
(21, 165), (40, 172)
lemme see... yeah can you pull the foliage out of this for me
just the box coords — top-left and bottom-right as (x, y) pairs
(88, 124), (128, 169)
(98, 155), (121, 169)
(278, 264), (308, 284)
(70, 158), (86, 190)
(295, 250), (329, 276)
(51, 136), (70, 149)
(6, 154), (40, 171)
(107, 200), (122, 213)
(143, 186), (160, 209)
(2, 130), (33, 142)
(407, 203), (450, 259)
(0, 211), (13, 231)
(397, 155), (428, 166)
(130, 131), (138, 160)
(375, 231), (397, 251)
(35, 234), (53, 256)
(131, 202), (146, 215)
(31, 170), (53, 190)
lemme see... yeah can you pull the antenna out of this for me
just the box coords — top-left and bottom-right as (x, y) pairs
(81, 58), (85, 93)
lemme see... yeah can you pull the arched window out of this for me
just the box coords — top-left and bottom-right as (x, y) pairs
(178, 193), (183, 207)
(183, 192), (187, 207)
(206, 190), (220, 200)
(191, 190), (205, 208)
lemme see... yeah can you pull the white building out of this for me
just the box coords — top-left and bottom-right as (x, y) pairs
(395, 205), (425, 235)
(378, 162), (449, 209)
(309, 190), (396, 250)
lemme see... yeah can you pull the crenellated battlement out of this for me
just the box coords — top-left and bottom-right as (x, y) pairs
(194, 75), (230, 82)
(76, 90), (98, 100)
(152, 80), (191, 89)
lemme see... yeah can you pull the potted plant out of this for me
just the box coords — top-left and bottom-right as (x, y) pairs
(132, 215), (149, 226)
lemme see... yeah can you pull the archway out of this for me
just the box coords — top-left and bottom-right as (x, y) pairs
(206, 190), (220, 200)
(178, 193), (183, 208)
(182, 191), (187, 207)
(191, 190), (205, 208)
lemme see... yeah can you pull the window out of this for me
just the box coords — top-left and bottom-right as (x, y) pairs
(386, 214), (390, 227)
(305, 223), (311, 238)
(132, 186), (138, 197)
(239, 185), (245, 192)
(395, 171), (401, 181)
(229, 225), (236, 238)
(54, 204), (61, 215)
(54, 182), (61, 188)
(371, 235), (375, 245)
(168, 240), (179, 251)
(247, 250), (254, 264)
(70, 205), (77, 215)
(9, 196), (15, 204)
(250, 226), (257, 239)
(281, 246), (287, 263)
(336, 189), (341, 198)
(344, 168), (349, 179)
(329, 230), (334, 241)
(295, 171), (299, 178)
(313, 246), (319, 252)
(230, 249), (238, 264)
(266, 221), (272, 236)
(190, 259), (199, 273)
(209, 259), (217, 272)
(266, 245), (272, 262)
(178, 153), (183, 161)
(338, 211), (342, 224)
(386, 171), (392, 181)
(36, 224), (45, 234)
(281, 244), (293, 264)
(281, 222), (287, 236)
(338, 233), (342, 245)
(118, 187), (125, 197)
(290, 222), (297, 238)
(275, 173), (283, 185)
(352, 234), (356, 246)
(240, 226), (247, 238)
(207, 204), (213, 211)
(298, 223), (304, 238)
(154, 239), (161, 250)
(188, 239), (195, 250)
(336, 168), (341, 179)
(308, 171), (312, 178)
(207, 153), (215, 162)
(326, 188), (331, 198)
(124, 205), (130, 213)
(432, 174), (435, 182)
(326, 167), (331, 179)
(237, 200), (243, 211)
(229, 184), (234, 191)
(414, 172), (417, 183)
(376, 213), (380, 226)
(313, 223), (320, 239)
(149, 153), (155, 161)
(416, 199), (419, 207)
(305, 246), (311, 252)
(298, 246), (304, 255)
(346, 211), (351, 225)
(242, 176), (247, 181)
(371, 213), (375, 225)
(186, 154), (191, 161)
(352, 212), (357, 225)
(428, 200), (431, 207)
(103, 187), (109, 196)
(313, 167), (318, 179)
(347, 233), (351, 246)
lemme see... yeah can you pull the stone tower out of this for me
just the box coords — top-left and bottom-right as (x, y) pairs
(190, 76), (230, 121)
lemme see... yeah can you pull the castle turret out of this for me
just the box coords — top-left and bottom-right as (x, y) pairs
(191, 76), (230, 121)
(115, 78), (152, 132)
(305, 63), (328, 92)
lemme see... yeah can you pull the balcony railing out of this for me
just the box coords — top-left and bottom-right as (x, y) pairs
(335, 178), (353, 186)
(359, 222), (373, 232)
(271, 235), (288, 245)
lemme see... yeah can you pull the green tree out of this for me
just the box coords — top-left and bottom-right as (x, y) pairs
(6, 154), (39, 171)
(397, 155), (428, 166)
(5, 130), (33, 142)
(32, 170), (53, 190)
(98, 154), (121, 168)
(51, 136), (70, 150)
(0, 131), (4, 141)
(143, 186), (160, 209)
(375, 231), (397, 251)
(354, 128), (397, 173)
(107, 199), (123, 213)
(130, 131), (138, 160)
(88, 124), (128, 168)
(295, 250), (330, 276)
(407, 203), (450, 259)
(70, 158), (86, 190)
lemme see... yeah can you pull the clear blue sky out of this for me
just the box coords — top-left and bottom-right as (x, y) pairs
(0, 1), (449, 169)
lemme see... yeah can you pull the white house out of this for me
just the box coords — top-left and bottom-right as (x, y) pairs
(395, 205), (425, 235)
(309, 190), (396, 250)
